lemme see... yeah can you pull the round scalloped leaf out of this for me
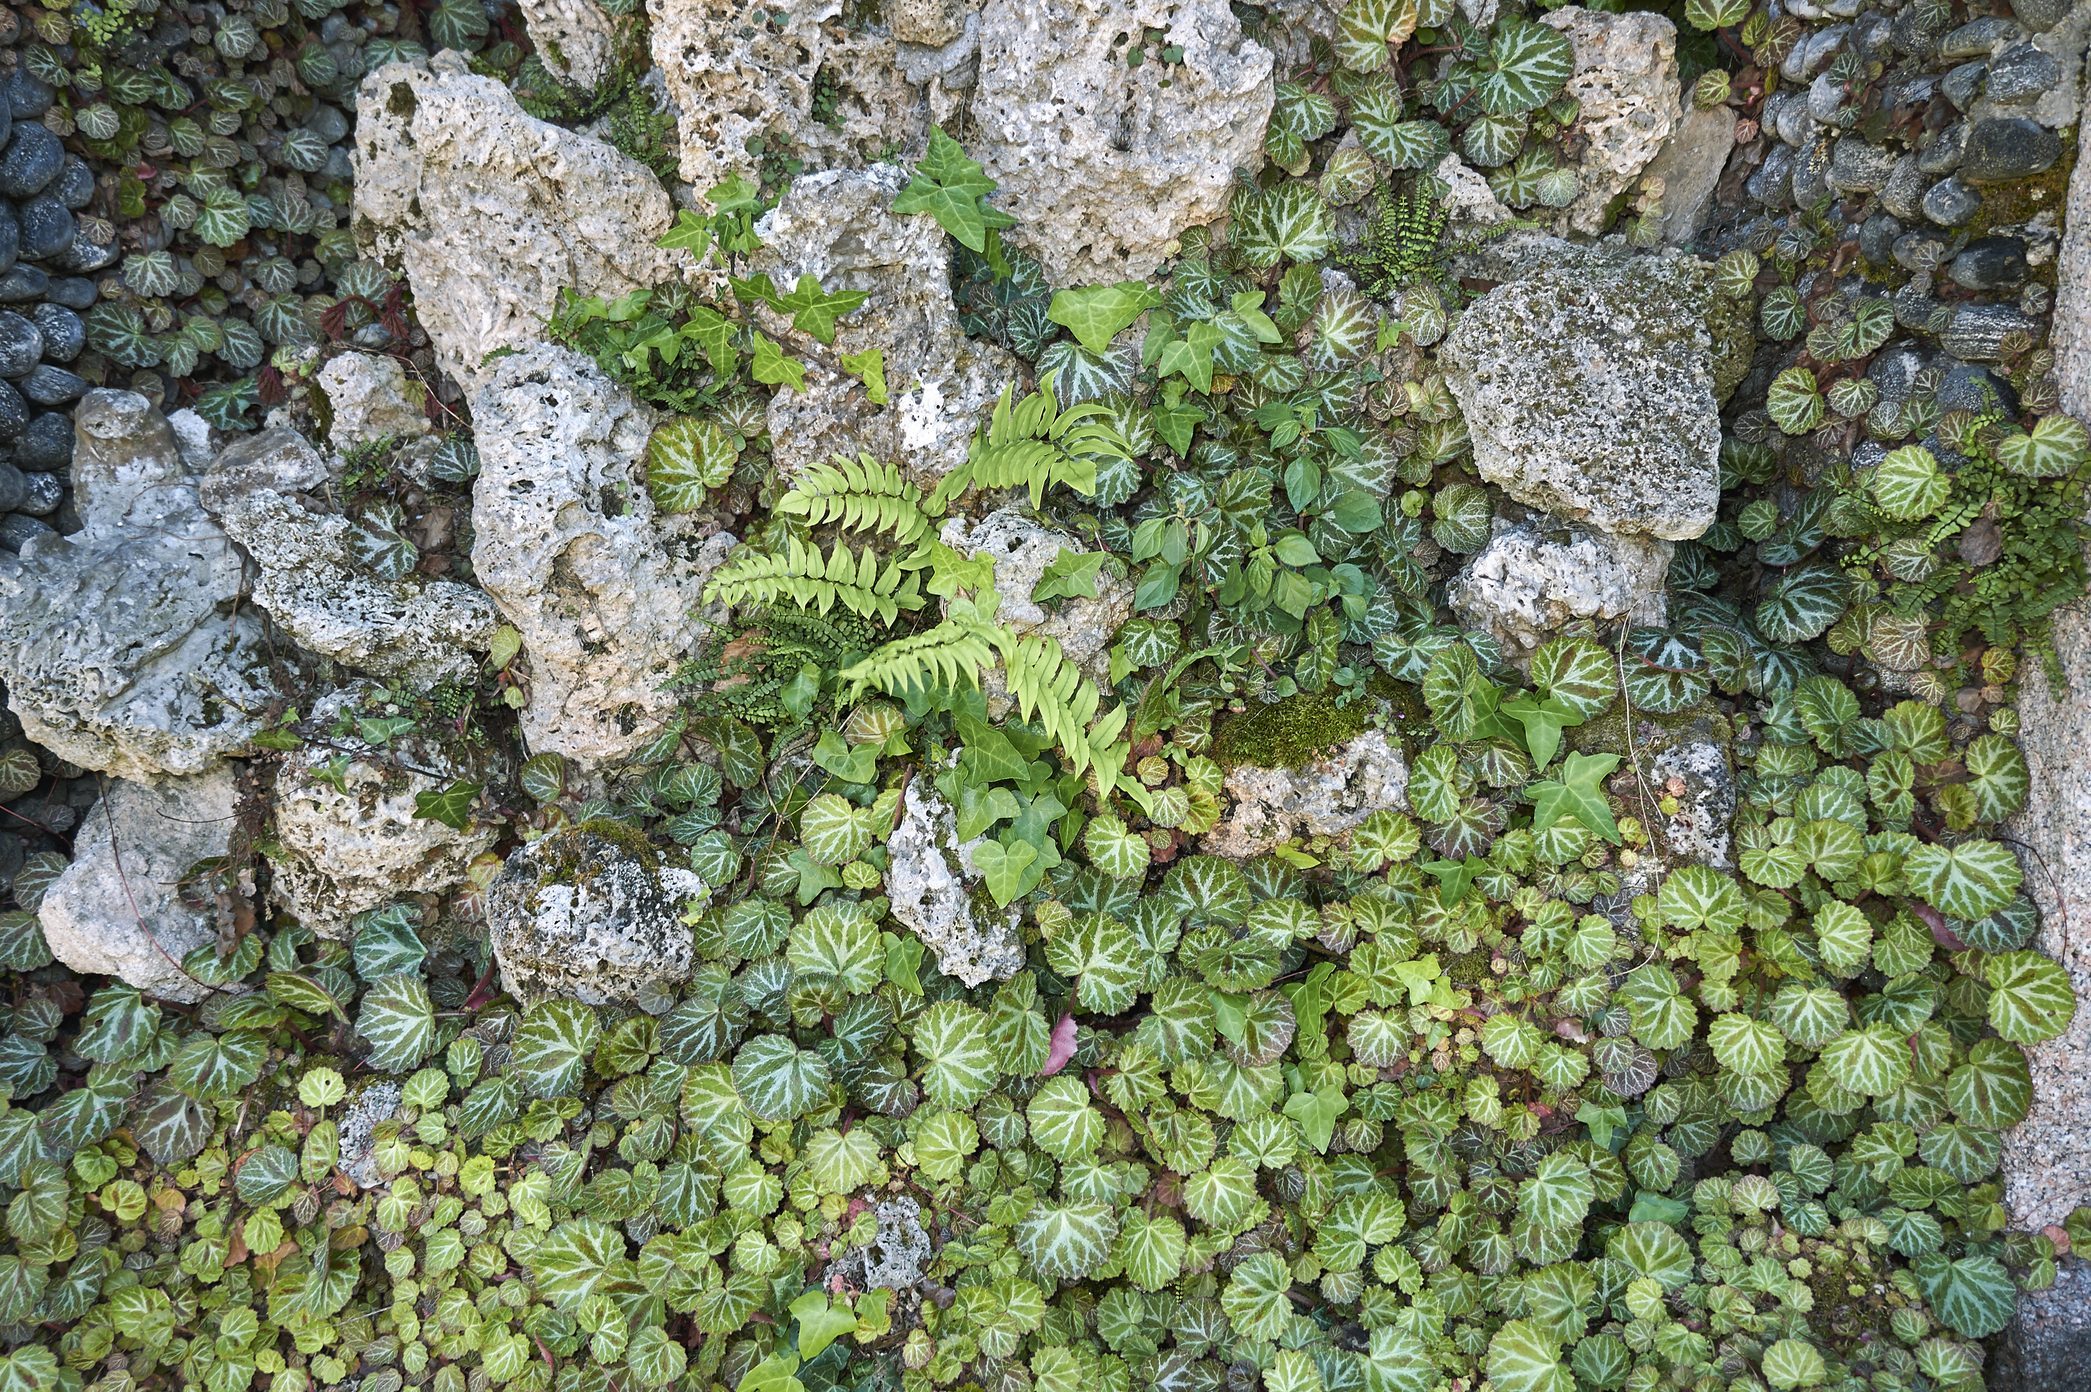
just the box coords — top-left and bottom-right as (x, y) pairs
(1755, 565), (1847, 644)
(354, 975), (437, 1075)
(1016, 1200), (1119, 1284)
(1486, 1318), (1571, 1392)
(1608, 1221), (1694, 1289)
(1985, 950), (2076, 1045)
(1820, 1025), (1912, 1097)
(1948, 1037), (2033, 1130)
(648, 417), (738, 513)
(1870, 445), (1948, 521)
(1994, 413), (2089, 478)
(1528, 635), (1617, 720)
(1708, 1014), (1787, 1077)
(1915, 1252), (2017, 1338)
(1116, 1210), (1188, 1291)
(1960, 734), (2029, 824)
(914, 1000), (998, 1109)
(1761, 1339), (1827, 1390)
(513, 999), (601, 1099)
(798, 793), (873, 867)
(731, 1033), (832, 1121)
(1084, 814), (1151, 880)
(1904, 839), (2022, 922)
(1516, 1152), (1594, 1233)
(1476, 18), (1574, 116)
(1655, 865), (1745, 932)
(1222, 1251), (1297, 1340)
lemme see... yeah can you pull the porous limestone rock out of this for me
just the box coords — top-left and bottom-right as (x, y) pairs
(1646, 737), (1737, 870)
(337, 1081), (406, 1188)
(317, 351), (429, 450)
(969, 0), (1275, 283)
(519, 0), (621, 88)
(0, 392), (275, 778)
(352, 54), (686, 395)
(1204, 730), (1409, 860)
(1541, 8), (1683, 236)
(751, 166), (1018, 488)
(202, 430), (500, 687)
(1446, 518), (1671, 659)
(471, 345), (735, 767)
(2004, 115), (2091, 1249)
(1642, 106), (1737, 245)
(646, 0), (923, 196)
(885, 784), (1022, 988)
(839, 1197), (933, 1289)
(37, 768), (237, 1003)
(485, 827), (705, 1006)
(939, 506), (1133, 675)
(1440, 256), (1721, 541)
(268, 687), (502, 938)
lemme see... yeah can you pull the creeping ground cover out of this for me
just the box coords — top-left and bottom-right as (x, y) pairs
(0, 1), (2088, 1392)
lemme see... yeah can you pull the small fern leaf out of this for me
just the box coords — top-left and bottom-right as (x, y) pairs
(705, 538), (926, 624)
(775, 454), (931, 543)
(992, 627), (1102, 774)
(841, 619), (998, 699)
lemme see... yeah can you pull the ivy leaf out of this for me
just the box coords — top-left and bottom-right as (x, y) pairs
(893, 126), (1014, 253)
(1032, 548), (1105, 604)
(1499, 694), (1578, 769)
(972, 837), (1039, 908)
(841, 348), (887, 404)
(1527, 752), (1621, 844)
(1282, 1083), (1348, 1154)
(774, 273), (868, 345)
(750, 332), (808, 393)
(790, 1289), (859, 1361)
(1048, 282), (1163, 356)
(411, 780), (481, 831)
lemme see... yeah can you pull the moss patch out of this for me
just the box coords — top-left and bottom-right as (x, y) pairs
(1210, 686), (1374, 770)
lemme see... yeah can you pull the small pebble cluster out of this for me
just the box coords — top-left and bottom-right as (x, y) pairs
(0, 55), (99, 554)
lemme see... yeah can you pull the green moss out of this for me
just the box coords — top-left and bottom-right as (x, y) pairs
(1210, 686), (1379, 770)
(1962, 141), (2076, 244)
(532, 819), (660, 890)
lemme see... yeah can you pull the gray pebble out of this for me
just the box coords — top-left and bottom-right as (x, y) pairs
(1941, 302), (2037, 362)
(1959, 117), (2062, 182)
(0, 461), (25, 513)
(1921, 176), (1981, 227)
(0, 512), (50, 553)
(1918, 121), (1967, 175)
(1939, 17), (2022, 60)
(1948, 236), (2029, 291)
(1985, 44), (2063, 106)
(18, 365), (85, 407)
(1830, 137), (1899, 194)
(1940, 60), (1988, 111)
(1879, 154), (1929, 220)
(14, 469), (61, 518)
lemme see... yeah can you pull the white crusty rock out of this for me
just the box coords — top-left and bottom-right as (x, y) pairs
(37, 768), (238, 1003)
(1647, 738), (1737, 870)
(472, 344), (735, 767)
(1440, 255), (1721, 541)
(647, 0), (923, 195)
(518, 0), (622, 88)
(352, 54), (686, 395)
(939, 506), (1133, 675)
(269, 686), (502, 938)
(317, 351), (430, 450)
(970, 0), (1274, 282)
(337, 1081), (406, 1187)
(1204, 729), (1409, 860)
(1447, 517), (1671, 659)
(0, 392), (275, 778)
(202, 430), (499, 687)
(885, 784), (1023, 988)
(485, 827), (705, 1006)
(839, 1197), (934, 1290)
(1541, 8), (1683, 236)
(752, 166), (1019, 488)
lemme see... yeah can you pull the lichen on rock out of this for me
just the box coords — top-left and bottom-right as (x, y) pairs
(1203, 728), (1409, 860)
(351, 53), (688, 396)
(1447, 516), (1671, 659)
(486, 825), (705, 1007)
(470, 344), (735, 767)
(1440, 252), (1722, 542)
(884, 782), (1022, 988)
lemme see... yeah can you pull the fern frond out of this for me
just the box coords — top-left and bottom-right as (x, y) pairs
(775, 453), (932, 544)
(991, 626), (1103, 775)
(705, 537), (927, 624)
(933, 374), (1132, 511)
(840, 619), (997, 700)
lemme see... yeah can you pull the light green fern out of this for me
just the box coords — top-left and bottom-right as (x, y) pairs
(775, 454), (934, 545)
(993, 628), (1104, 773)
(704, 538), (927, 624)
(931, 375), (1132, 511)
(841, 618), (1000, 701)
